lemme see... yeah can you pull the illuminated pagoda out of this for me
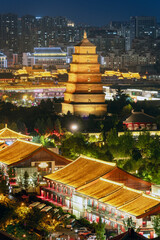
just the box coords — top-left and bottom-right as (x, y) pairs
(62, 31), (107, 116)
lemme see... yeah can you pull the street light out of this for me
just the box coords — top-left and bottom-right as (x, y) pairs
(71, 124), (78, 132)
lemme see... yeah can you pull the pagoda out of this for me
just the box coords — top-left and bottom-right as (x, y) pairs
(62, 31), (107, 116)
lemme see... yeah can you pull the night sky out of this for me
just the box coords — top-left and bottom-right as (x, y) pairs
(1, 0), (160, 25)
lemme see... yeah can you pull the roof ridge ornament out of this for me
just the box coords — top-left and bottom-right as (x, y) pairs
(5, 123), (7, 128)
(83, 30), (87, 39)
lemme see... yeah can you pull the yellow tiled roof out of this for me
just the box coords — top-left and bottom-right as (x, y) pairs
(0, 141), (4, 146)
(0, 139), (41, 165)
(77, 177), (160, 217)
(119, 194), (160, 217)
(45, 156), (116, 188)
(100, 185), (141, 208)
(0, 127), (32, 140)
(77, 178), (123, 199)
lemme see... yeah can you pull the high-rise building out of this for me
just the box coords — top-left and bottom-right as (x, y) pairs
(62, 31), (107, 116)
(20, 15), (36, 52)
(0, 52), (7, 68)
(130, 16), (156, 47)
(0, 13), (18, 52)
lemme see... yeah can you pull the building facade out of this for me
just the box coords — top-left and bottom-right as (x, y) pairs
(130, 16), (156, 47)
(123, 110), (157, 131)
(23, 47), (68, 67)
(0, 52), (7, 68)
(42, 156), (159, 238)
(62, 31), (107, 116)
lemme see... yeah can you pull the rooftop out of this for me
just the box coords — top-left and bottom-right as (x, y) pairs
(45, 156), (116, 188)
(0, 52), (6, 57)
(123, 110), (156, 124)
(111, 228), (149, 239)
(0, 125), (32, 140)
(0, 139), (72, 166)
(45, 156), (160, 218)
(77, 177), (160, 217)
(75, 31), (95, 47)
(34, 47), (65, 54)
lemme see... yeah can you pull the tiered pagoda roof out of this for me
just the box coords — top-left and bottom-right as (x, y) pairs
(76, 31), (94, 47)
(0, 139), (72, 166)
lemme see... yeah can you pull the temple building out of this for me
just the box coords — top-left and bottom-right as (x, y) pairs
(62, 31), (107, 116)
(42, 156), (159, 238)
(123, 110), (157, 131)
(0, 139), (72, 183)
(0, 124), (32, 144)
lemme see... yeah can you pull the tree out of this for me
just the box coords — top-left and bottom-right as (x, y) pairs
(23, 171), (29, 190)
(7, 167), (15, 179)
(123, 217), (136, 231)
(10, 122), (18, 131)
(106, 128), (119, 146)
(0, 179), (9, 194)
(152, 215), (160, 237)
(95, 217), (105, 240)
(136, 132), (152, 158)
(32, 172), (38, 187)
(61, 133), (87, 159)
(55, 118), (62, 135)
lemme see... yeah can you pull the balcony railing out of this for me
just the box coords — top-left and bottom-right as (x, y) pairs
(86, 205), (125, 223)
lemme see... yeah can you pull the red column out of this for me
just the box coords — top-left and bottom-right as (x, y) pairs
(97, 202), (99, 211)
(150, 231), (154, 239)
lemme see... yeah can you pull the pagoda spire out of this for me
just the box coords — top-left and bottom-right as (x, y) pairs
(83, 30), (87, 39)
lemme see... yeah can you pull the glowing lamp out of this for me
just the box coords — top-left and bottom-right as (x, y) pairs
(39, 162), (48, 168)
(71, 124), (78, 131)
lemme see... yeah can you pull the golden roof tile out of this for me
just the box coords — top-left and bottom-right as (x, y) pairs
(0, 139), (41, 165)
(45, 156), (116, 188)
(0, 126), (32, 140)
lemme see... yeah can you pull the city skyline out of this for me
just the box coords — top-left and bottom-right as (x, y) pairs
(1, 0), (160, 25)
